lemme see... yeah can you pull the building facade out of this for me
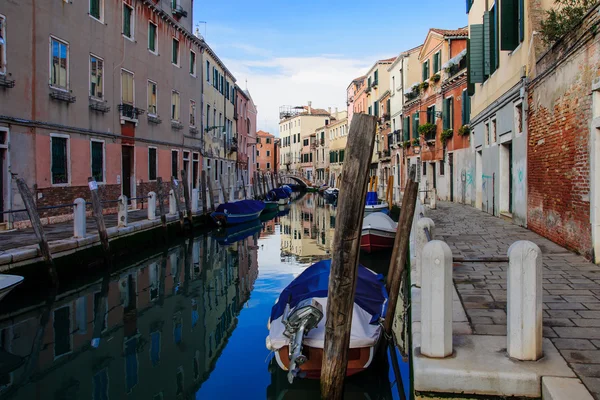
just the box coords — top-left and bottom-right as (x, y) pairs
(0, 0), (240, 228)
(256, 131), (278, 172)
(326, 112), (349, 188)
(235, 87), (258, 191)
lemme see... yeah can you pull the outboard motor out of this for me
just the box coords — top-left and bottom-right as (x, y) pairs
(282, 298), (323, 383)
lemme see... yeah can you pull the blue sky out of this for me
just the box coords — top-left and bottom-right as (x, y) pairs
(194, 0), (467, 135)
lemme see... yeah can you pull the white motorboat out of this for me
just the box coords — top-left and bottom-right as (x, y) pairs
(0, 274), (24, 302)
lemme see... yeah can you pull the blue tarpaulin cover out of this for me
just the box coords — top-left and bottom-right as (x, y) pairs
(215, 200), (265, 215)
(270, 259), (388, 324)
(282, 185), (293, 195)
(366, 192), (378, 205)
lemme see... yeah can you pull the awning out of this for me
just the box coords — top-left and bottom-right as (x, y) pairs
(441, 49), (467, 70)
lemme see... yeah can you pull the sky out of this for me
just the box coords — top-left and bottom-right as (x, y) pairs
(193, 0), (467, 136)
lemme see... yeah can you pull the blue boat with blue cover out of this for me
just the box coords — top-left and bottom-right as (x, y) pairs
(210, 199), (266, 226)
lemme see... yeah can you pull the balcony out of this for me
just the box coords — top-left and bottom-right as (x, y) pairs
(118, 104), (144, 120)
(171, 121), (183, 130)
(148, 115), (162, 124)
(172, 5), (188, 18)
(229, 137), (238, 153)
(365, 85), (372, 94)
(189, 126), (199, 135)
(372, 80), (378, 88)
(50, 89), (76, 104)
(0, 75), (15, 89)
(320, 138), (325, 146)
(89, 98), (110, 113)
(382, 113), (390, 122)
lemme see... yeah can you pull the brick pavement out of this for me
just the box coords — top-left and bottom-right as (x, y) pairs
(428, 202), (600, 399)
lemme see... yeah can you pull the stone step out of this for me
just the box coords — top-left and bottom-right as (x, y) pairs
(0, 222), (9, 232)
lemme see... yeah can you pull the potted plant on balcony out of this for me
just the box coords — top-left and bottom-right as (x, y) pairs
(458, 125), (470, 137)
(430, 73), (441, 84)
(418, 123), (437, 143)
(419, 81), (429, 92)
(402, 140), (411, 148)
(411, 138), (420, 147)
(440, 129), (453, 146)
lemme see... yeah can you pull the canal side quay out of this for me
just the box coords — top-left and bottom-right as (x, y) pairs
(398, 201), (600, 400)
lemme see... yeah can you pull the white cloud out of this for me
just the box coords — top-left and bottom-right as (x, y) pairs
(223, 53), (381, 136)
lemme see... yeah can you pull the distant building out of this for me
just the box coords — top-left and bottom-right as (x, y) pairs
(235, 87), (258, 189)
(256, 131), (278, 172)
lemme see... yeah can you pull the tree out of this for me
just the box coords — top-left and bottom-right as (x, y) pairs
(540, 0), (596, 44)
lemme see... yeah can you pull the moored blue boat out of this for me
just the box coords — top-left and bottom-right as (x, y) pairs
(268, 187), (291, 205)
(210, 199), (266, 226)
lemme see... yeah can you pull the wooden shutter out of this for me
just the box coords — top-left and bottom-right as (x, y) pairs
(518, 0), (525, 43)
(374, 101), (379, 117)
(433, 52), (439, 73)
(403, 117), (410, 141)
(448, 98), (453, 129)
(469, 25), (485, 83)
(443, 99), (449, 130)
(412, 113), (419, 139)
(149, 24), (156, 51)
(466, 0), (473, 13)
(461, 91), (467, 125)
(483, 11), (492, 77)
(501, 0), (519, 51)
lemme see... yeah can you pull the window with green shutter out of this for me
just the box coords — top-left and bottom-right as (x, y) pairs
(374, 101), (379, 118)
(368, 77), (372, 87)
(468, 25), (485, 84)
(386, 98), (390, 115)
(422, 60), (430, 81)
(403, 117), (410, 141)
(51, 136), (69, 185)
(149, 148), (157, 181)
(148, 23), (157, 52)
(123, 4), (132, 38)
(466, 0), (474, 13)
(518, 0), (525, 43)
(443, 99), (449, 130)
(462, 90), (471, 125)
(368, 106), (372, 115)
(90, 0), (100, 20)
(501, 0), (519, 51)
(483, 7), (498, 76)
(91, 141), (104, 182)
(433, 52), (440, 73)
(339, 150), (345, 163)
(412, 113), (419, 139)
(427, 105), (435, 124)
(172, 38), (179, 65)
(374, 70), (378, 84)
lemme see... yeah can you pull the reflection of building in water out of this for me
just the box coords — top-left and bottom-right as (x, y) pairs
(261, 218), (277, 237)
(0, 235), (258, 399)
(280, 195), (333, 263)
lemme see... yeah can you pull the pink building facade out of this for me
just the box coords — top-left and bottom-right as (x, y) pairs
(235, 86), (257, 189)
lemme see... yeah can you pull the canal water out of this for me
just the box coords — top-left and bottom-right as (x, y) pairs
(0, 193), (409, 399)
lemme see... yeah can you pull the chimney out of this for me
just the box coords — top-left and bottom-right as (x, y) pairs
(328, 107), (331, 114)
(307, 101), (312, 114)
(335, 107), (338, 115)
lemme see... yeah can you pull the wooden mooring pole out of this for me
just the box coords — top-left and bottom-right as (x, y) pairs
(181, 169), (193, 229)
(15, 178), (58, 285)
(383, 167), (419, 334)
(87, 177), (111, 258)
(170, 176), (185, 229)
(156, 177), (168, 237)
(321, 114), (377, 399)
(201, 171), (209, 212)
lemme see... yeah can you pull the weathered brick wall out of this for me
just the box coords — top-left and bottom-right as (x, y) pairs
(527, 4), (600, 258)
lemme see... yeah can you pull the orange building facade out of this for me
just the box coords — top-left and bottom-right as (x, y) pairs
(256, 131), (279, 172)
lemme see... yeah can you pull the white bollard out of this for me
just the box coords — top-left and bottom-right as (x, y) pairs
(118, 195), (128, 227)
(73, 198), (86, 238)
(191, 189), (199, 213)
(169, 190), (177, 215)
(507, 240), (543, 361)
(421, 240), (453, 358)
(147, 191), (157, 220)
(415, 218), (435, 288)
(430, 188), (437, 209)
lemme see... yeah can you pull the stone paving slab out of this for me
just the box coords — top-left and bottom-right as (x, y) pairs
(428, 202), (600, 400)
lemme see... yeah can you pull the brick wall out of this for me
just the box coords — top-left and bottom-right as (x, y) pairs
(527, 4), (600, 258)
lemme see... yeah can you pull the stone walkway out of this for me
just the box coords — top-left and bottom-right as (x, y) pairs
(0, 209), (149, 252)
(428, 202), (600, 400)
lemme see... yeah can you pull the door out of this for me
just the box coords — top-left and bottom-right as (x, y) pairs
(508, 144), (513, 213)
(432, 162), (437, 189)
(0, 149), (4, 220)
(122, 146), (133, 201)
(449, 153), (454, 202)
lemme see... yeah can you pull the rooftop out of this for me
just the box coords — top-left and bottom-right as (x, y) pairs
(430, 27), (468, 37)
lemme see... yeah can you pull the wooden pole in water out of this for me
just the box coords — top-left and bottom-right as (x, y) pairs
(15, 177), (58, 285)
(87, 177), (111, 257)
(383, 167), (419, 335)
(321, 113), (377, 399)
(206, 174), (216, 210)
(201, 171), (208, 212)
(181, 169), (193, 229)
(171, 176), (185, 229)
(270, 172), (276, 191)
(262, 172), (268, 196)
(156, 177), (168, 234)
(241, 173), (247, 199)
(218, 175), (228, 204)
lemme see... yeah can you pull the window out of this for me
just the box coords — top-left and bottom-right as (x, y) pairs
(374, 100), (379, 117)
(461, 90), (471, 125)
(266, 138), (271, 144)
(148, 22), (157, 53)
(0, 16), (5, 74)
(422, 60), (430, 81)
(121, 69), (134, 106)
(412, 113), (419, 139)
(51, 135), (69, 185)
(303, 139), (309, 146)
(500, 0), (525, 51)
(422, 162), (427, 176)
(427, 105), (436, 124)
(443, 97), (453, 130)
(491, 118), (497, 144)
(267, 162), (271, 169)
(190, 51), (196, 76)
(433, 51), (441, 73)
(147, 80), (157, 115)
(515, 102), (523, 133)
(123, 3), (133, 39)
(149, 147), (157, 181)
(256, 150), (259, 156)
(91, 140), (104, 182)
(206, 104), (210, 127)
(266, 150), (270, 157)
(90, 54), (103, 99)
(206, 61), (210, 82)
(439, 160), (445, 176)
(171, 150), (179, 178)
(50, 37), (69, 89)
(171, 91), (180, 121)
(485, 122), (490, 146)
(189, 100), (196, 126)
(89, 0), (103, 21)
(225, 81), (230, 100)
(172, 38), (179, 66)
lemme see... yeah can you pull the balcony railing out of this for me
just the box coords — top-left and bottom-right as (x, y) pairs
(172, 5), (188, 18)
(424, 131), (436, 142)
(50, 89), (76, 103)
(89, 98), (110, 113)
(0, 75), (15, 89)
(382, 113), (390, 122)
(118, 104), (144, 120)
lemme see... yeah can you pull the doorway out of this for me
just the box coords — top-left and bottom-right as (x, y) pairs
(0, 129), (7, 224)
(476, 150), (483, 210)
(500, 142), (513, 214)
(431, 162), (437, 190)
(121, 146), (134, 202)
(449, 153), (454, 202)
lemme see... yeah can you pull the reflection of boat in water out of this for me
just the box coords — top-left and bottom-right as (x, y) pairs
(361, 213), (397, 253)
(266, 356), (394, 400)
(266, 260), (388, 382)
(212, 220), (262, 245)
(211, 200), (266, 226)
(0, 275), (24, 302)
(263, 201), (279, 213)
